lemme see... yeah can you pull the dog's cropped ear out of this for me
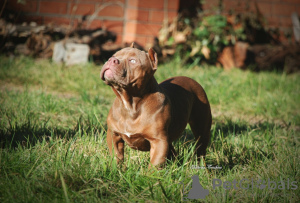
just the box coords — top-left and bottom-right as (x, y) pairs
(148, 48), (158, 70)
(130, 42), (135, 48)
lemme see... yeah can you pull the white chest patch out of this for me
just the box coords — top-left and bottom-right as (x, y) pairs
(124, 132), (132, 137)
(119, 120), (136, 138)
(123, 131), (137, 138)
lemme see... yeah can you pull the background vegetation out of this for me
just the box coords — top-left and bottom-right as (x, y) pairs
(0, 56), (299, 202)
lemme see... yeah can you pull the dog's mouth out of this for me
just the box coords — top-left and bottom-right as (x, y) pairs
(100, 62), (128, 87)
(100, 65), (115, 82)
(100, 67), (109, 81)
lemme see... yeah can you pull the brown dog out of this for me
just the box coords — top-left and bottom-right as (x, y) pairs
(100, 44), (212, 168)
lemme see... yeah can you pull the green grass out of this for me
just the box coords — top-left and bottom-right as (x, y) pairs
(0, 55), (299, 202)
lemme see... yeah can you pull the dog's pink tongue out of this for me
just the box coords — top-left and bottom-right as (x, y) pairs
(104, 69), (113, 79)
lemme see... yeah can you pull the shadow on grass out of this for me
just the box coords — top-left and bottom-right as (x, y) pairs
(1, 116), (278, 172)
(182, 118), (278, 142)
(174, 119), (279, 170)
(0, 116), (104, 149)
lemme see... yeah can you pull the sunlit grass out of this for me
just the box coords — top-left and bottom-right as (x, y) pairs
(0, 56), (299, 202)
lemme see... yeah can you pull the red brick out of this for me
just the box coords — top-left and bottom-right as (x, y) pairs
(257, 2), (272, 16)
(87, 19), (123, 33)
(77, 0), (105, 2)
(39, 1), (68, 14)
(149, 10), (165, 23)
(40, 0), (69, 1)
(280, 16), (293, 28)
(223, 0), (248, 12)
(140, 36), (154, 46)
(70, 3), (95, 15)
(282, 0), (300, 4)
(246, 1), (256, 11)
(129, 0), (164, 10)
(222, 0), (234, 11)
(103, 20), (124, 33)
(7, 0), (38, 13)
(168, 11), (178, 22)
(115, 34), (123, 44)
(126, 22), (160, 36)
(128, 0), (139, 8)
(125, 22), (137, 34)
(123, 34), (136, 43)
(123, 34), (154, 47)
(102, 0), (125, 3)
(135, 23), (162, 35)
(127, 8), (149, 21)
(98, 5), (124, 18)
(131, 36), (148, 46)
(267, 16), (281, 27)
(88, 19), (103, 29)
(43, 17), (71, 25)
(168, 0), (179, 10)
(273, 3), (297, 16)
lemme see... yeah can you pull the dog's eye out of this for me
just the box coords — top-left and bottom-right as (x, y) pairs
(129, 59), (136, 64)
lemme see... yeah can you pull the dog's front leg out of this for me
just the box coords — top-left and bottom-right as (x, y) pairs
(149, 138), (169, 168)
(107, 129), (125, 164)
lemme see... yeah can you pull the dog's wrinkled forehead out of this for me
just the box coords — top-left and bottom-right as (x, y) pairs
(114, 47), (148, 62)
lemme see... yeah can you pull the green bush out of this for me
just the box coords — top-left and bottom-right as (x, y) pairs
(175, 14), (246, 66)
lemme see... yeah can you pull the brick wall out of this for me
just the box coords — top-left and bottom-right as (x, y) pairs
(203, 0), (300, 41)
(4, 0), (299, 45)
(4, 0), (179, 47)
(124, 0), (178, 46)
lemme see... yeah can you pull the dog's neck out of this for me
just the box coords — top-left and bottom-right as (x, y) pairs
(111, 77), (159, 113)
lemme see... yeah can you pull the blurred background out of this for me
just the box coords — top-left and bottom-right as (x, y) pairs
(0, 0), (299, 72)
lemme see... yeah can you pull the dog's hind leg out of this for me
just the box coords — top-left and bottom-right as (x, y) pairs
(188, 99), (212, 158)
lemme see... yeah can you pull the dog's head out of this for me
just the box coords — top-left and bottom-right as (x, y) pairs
(100, 43), (158, 92)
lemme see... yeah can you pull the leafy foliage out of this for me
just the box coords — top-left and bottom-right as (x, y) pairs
(174, 14), (246, 65)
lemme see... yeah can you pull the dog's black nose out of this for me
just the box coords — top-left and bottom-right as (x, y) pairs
(109, 57), (120, 64)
